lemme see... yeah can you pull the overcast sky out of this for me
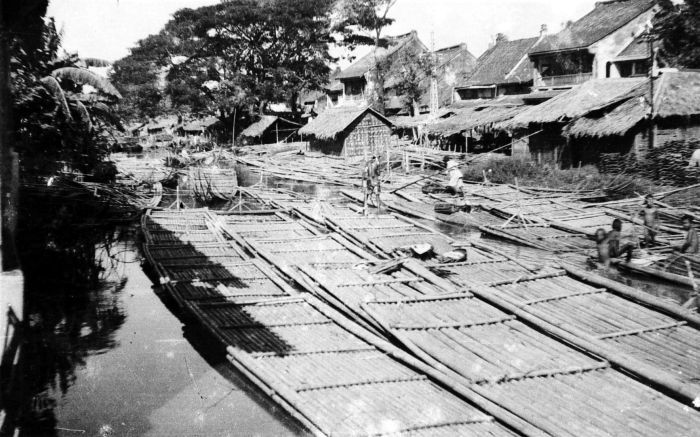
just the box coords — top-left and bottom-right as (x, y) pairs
(48, 0), (599, 63)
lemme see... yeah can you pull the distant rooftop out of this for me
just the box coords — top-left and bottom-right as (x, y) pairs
(459, 37), (540, 87)
(530, 0), (656, 54)
(336, 31), (423, 80)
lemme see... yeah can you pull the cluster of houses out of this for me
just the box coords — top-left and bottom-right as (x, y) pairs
(294, 0), (700, 167)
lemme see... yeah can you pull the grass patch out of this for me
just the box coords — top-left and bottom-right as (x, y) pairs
(461, 157), (660, 199)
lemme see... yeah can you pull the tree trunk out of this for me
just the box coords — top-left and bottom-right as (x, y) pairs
(0, 25), (19, 271)
(289, 91), (298, 116)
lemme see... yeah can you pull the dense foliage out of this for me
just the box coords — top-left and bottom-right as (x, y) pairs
(112, 0), (337, 127)
(333, 0), (398, 114)
(11, 19), (122, 178)
(654, 0), (700, 69)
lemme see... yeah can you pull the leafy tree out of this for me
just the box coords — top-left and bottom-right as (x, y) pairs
(112, 0), (337, 136)
(392, 50), (434, 116)
(333, 0), (399, 114)
(654, 0), (700, 69)
(11, 19), (123, 177)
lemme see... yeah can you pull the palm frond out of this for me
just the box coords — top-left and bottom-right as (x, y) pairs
(74, 100), (93, 131)
(52, 67), (122, 99)
(91, 102), (125, 131)
(81, 57), (112, 68)
(40, 76), (73, 122)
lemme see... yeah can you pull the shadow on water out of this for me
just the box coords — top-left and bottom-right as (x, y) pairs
(4, 190), (307, 436)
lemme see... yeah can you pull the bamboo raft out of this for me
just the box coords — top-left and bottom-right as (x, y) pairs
(363, 293), (700, 437)
(479, 224), (595, 253)
(465, 270), (700, 398)
(326, 214), (456, 258)
(188, 295), (521, 437)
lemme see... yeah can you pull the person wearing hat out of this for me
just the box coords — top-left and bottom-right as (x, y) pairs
(443, 155), (464, 196)
(363, 155), (382, 214)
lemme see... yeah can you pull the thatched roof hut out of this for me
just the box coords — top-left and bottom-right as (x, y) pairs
(427, 103), (527, 136)
(501, 78), (645, 129)
(240, 115), (301, 144)
(565, 72), (700, 138)
(299, 106), (394, 157)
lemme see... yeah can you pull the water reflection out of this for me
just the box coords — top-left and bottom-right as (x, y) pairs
(11, 204), (128, 436)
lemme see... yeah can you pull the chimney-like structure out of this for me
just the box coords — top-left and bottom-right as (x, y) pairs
(540, 24), (548, 37)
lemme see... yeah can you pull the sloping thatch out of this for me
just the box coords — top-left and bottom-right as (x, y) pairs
(459, 37), (539, 87)
(240, 115), (301, 139)
(336, 31), (424, 80)
(427, 104), (528, 136)
(298, 106), (393, 140)
(565, 71), (700, 137)
(181, 116), (220, 133)
(530, 0), (656, 54)
(502, 77), (645, 129)
(565, 95), (647, 137)
(390, 108), (454, 129)
(654, 70), (700, 118)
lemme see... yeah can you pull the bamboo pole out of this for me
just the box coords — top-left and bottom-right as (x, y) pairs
(562, 264), (700, 328)
(466, 283), (700, 404)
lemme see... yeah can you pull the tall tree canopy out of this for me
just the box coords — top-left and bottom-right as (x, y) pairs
(333, 0), (399, 114)
(654, 0), (700, 69)
(113, 0), (337, 125)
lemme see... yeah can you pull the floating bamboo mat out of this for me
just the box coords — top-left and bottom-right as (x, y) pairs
(187, 296), (515, 437)
(428, 259), (537, 287)
(246, 234), (378, 289)
(480, 224), (595, 253)
(164, 259), (296, 304)
(298, 260), (456, 332)
(363, 294), (699, 437)
(219, 219), (318, 241)
(142, 209), (226, 245)
(141, 208), (296, 305)
(326, 214), (455, 257)
(492, 272), (700, 388)
(271, 198), (362, 226)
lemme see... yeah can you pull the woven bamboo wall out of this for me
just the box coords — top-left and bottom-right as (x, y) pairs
(342, 112), (393, 158)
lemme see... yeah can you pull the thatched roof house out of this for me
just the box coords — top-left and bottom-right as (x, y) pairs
(299, 106), (394, 157)
(179, 116), (220, 135)
(454, 36), (540, 100)
(502, 77), (645, 129)
(563, 72), (700, 159)
(239, 115), (301, 145)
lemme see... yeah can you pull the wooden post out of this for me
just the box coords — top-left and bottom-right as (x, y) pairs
(275, 122), (279, 144)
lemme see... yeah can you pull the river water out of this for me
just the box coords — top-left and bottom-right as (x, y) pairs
(13, 221), (307, 436)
